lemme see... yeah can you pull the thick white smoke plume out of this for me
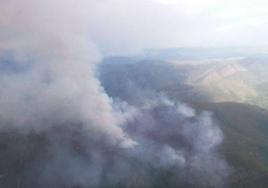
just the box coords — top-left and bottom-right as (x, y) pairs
(0, 0), (136, 147)
(0, 0), (230, 187)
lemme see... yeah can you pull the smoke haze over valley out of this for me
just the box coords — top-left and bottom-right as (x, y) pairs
(1, 0), (268, 188)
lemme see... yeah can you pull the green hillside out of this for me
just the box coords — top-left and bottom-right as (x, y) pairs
(192, 102), (268, 188)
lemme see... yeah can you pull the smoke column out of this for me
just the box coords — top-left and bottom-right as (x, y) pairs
(0, 0), (136, 147)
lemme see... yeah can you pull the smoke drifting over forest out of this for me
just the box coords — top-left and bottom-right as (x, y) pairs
(0, 0), (231, 187)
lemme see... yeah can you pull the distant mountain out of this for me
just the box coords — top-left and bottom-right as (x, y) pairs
(100, 56), (268, 107)
(168, 59), (258, 103)
(142, 47), (268, 61)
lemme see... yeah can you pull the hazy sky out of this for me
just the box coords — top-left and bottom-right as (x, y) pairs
(89, 0), (268, 54)
(1, 0), (268, 55)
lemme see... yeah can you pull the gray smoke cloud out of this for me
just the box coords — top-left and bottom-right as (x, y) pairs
(0, 0), (230, 187)
(0, 0), (136, 147)
(99, 62), (232, 187)
(127, 96), (230, 187)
